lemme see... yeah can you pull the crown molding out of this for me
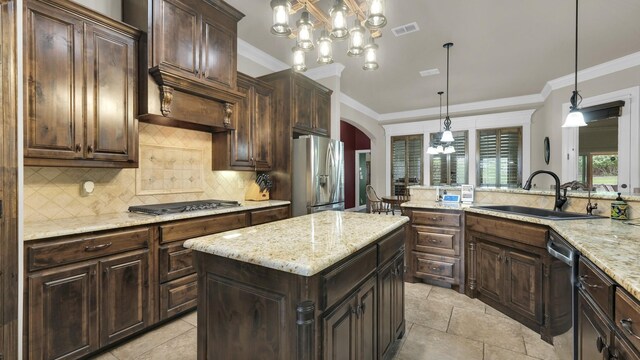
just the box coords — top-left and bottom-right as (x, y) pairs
(305, 63), (346, 80)
(340, 93), (381, 120)
(237, 38), (288, 72)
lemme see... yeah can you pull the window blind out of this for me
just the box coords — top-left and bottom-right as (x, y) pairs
(390, 135), (423, 195)
(478, 127), (522, 187)
(430, 131), (468, 185)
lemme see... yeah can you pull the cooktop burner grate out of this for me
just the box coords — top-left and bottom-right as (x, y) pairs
(128, 200), (241, 215)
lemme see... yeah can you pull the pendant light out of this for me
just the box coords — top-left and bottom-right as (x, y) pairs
(270, 0), (292, 37)
(329, 0), (349, 40)
(562, 0), (587, 127)
(362, 37), (379, 71)
(292, 46), (307, 72)
(427, 91), (445, 155)
(296, 11), (314, 51)
(440, 42), (455, 143)
(317, 30), (334, 64)
(365, 0), (387, 30)
(347, 20), (365, 57)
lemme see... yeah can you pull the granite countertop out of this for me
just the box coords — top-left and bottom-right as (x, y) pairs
(24, 200), (291, 241)
(404, 201), (640, 300)
(184, 211), (409, 277)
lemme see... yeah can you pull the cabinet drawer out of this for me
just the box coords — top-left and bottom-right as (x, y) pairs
(466, 213), (548, 248)
(412, 210), (461, 227)
(322, 246), (377, 310)
(160, 274), (198, 320)
(615, 288), (640, 352)
(27, 227), (151, 271)
(159, 242), (194, 283)
(250, 206), (289, 226)
(159, 212), (246, 244)
(578, 257), (615, 317)
(414, 226), (460, 256)
(378, 227), (405, 265)
(413, 252), (460, 284)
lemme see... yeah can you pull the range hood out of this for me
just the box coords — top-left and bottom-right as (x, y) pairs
(138, 64), (245, 133)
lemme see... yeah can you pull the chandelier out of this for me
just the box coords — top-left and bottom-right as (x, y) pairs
(270, 0), (387, 72)
(427, 91), (455, 155)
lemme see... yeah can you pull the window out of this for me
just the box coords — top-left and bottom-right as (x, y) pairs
(391, 135), (423, 195)
(430, 131), (468, 185)
(578, 116), (619, 190)
(478, 127), (522, 188)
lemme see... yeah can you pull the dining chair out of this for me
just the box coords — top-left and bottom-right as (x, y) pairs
(396, 188), (411, 215)
(366, 185), (390, 214)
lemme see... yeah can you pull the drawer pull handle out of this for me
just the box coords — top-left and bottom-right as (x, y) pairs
(430, 217), (441, 221)
(85, 242), (112, 252)
(429, 239), (440, 244)
(596, 336), (606, 353)
(431, 267), (439, 271)
(620, 318), (640, 340)
(578, 275), (602, 289)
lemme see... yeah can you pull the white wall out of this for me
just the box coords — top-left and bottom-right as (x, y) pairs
(72, 0), (121, 19)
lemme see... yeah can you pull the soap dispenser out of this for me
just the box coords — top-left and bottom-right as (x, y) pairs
(611, 193), (629, 220)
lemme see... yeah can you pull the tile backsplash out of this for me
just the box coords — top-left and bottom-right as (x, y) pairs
(24, 123), (255, 221)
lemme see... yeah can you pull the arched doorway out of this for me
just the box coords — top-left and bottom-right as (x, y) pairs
(340, 121), (371, 210)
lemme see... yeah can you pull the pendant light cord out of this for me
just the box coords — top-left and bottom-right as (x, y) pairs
(574, 0), (579, 95)
(446, 46), (450, 117)
(438, 91), (443, 132)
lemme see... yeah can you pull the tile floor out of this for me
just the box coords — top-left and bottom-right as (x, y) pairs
(92, 282), (559, 360)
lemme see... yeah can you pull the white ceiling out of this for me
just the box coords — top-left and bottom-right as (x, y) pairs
(226, 0), (640, 116)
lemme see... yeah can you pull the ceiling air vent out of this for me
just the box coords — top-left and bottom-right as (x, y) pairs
(391, 22), (420, 37)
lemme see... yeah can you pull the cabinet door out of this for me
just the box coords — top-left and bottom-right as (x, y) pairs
(357, 276), (377, 360)
(323, 296), (357, 360)
(228, 79), (254, 169)
(153, 0), (199, 77)
(200, 12), (235, 88)
(392, 254), (405, 336)
(252, 83), (273, 171)
(613, 334), (640, 360)
(314, 89), (331, 136)
(99, 250), (149, 346)
(377, 261), (394, 358)
(504, 249), (543, 323)
(578, 291), (611, 360)
(85, 24), (137, 162)
(292, 79), (314, 131)
(24, 1), (84, 160)
(476, 241), (503, 304)
(28, 263), (98, 359)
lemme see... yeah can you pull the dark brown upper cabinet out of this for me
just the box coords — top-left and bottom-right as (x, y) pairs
(24, 0), (141, 168)
(212, 73), (273, 171)
(123, 0), (245, 132)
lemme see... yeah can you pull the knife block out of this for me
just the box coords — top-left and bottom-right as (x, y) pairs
(245, 183), (269, 201)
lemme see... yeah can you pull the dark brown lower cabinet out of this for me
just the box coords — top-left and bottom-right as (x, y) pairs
(378, 252), (405, 360)
(578, 290), (612, 360)
(27, 262), (99, 359)
(323, 275), (377, 360)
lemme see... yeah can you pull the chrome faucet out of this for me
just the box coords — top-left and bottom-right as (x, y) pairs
(522, 170), (567, 212)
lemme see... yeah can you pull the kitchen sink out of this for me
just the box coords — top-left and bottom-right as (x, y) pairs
(472, 205), (603, 220)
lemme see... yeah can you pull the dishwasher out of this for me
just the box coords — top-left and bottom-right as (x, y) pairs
(547, 230), (579, 360)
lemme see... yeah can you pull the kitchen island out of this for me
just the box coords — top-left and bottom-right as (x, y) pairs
(184, 211), (409, 360)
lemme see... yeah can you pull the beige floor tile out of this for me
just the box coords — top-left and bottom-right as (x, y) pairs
(484, 344), (540, 360)
(405, 298), (453, 332)
(91, 352), (119, 360)
(405, 282), (433, 300)
(180, 310), (197, 327)
(134, 328), (197, 360)
(427, 286), (486, 313)
(111, 319), (194, 359)
(395, 324), (484, 360)
(485, 305), (526, 326)
(447, 307), (526, 353)
(521, 325), (560, 360)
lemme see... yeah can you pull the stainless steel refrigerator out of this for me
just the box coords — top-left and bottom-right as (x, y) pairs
(292, 135), (345, 216)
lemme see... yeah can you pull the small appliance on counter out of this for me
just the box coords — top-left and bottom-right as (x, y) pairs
(292, 135), (345, 216)
(128, 200), (241, 215)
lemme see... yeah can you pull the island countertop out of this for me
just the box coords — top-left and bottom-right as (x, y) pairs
(183, 211), (409, 277)
(403, 200), (640, 300)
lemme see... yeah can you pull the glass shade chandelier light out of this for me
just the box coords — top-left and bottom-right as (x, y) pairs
(270, 0), (387, 72)
(562, 0), (587, 127)
(427, 91), (455, 155)
(441, 42), (455, 143)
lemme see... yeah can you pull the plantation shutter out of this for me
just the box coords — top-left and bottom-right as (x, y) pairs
(429, 131), (468, 185)
(478, 127), (522, 187)
(391, 135), (423, 195)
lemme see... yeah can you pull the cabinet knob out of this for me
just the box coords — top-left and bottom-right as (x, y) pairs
(75, 144), (82, 152)
(87, 145), (94, 153)
(596, 336), (606, 353)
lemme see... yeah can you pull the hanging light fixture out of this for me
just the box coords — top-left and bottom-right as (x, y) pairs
(270, 0), (292, 37)
(296, 11), (314, 51)
(317, 30), (334, 64)
(427, 91), (445, 155)
(365, 0), (386, 30)
(443, 145), (456, 154)
(562, 0), (587, 127)
(362, 37), (379, 70)
(329, 0), (349, 40)
(440, 42), (455, 143)
(347, 20), (365, 57)
(292, 46), (307, 72)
